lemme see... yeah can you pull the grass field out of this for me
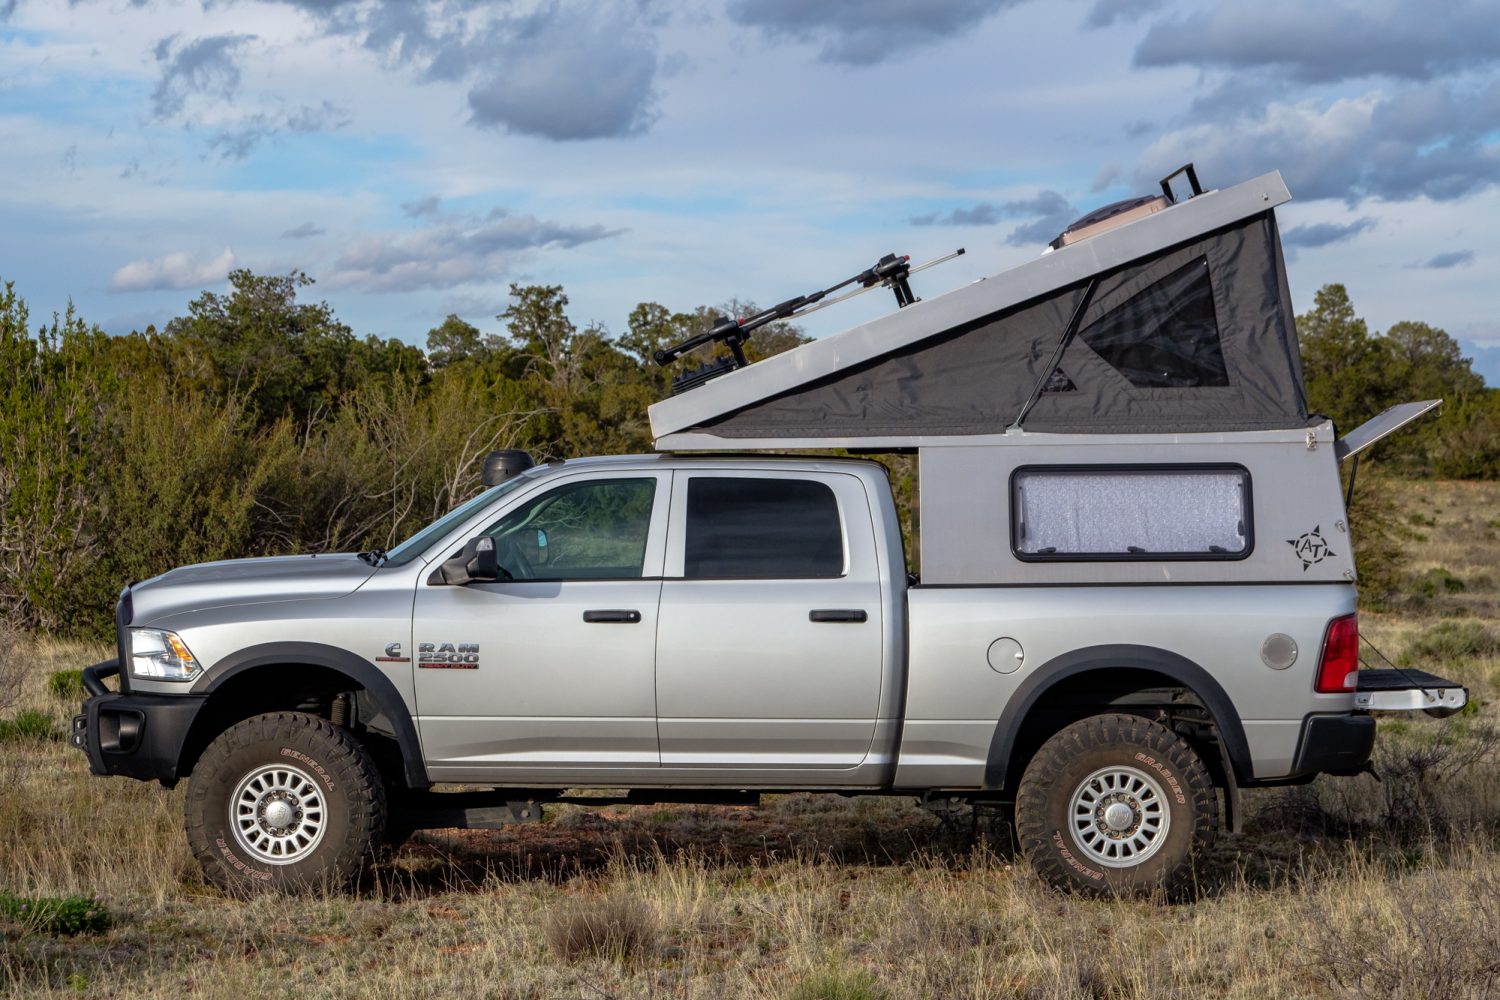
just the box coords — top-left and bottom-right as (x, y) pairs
(3, 480), (1499, 999)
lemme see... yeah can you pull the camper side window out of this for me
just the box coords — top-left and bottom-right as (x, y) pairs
(1011, 465), (1251, 561)
(1079, 257), (1230, 388)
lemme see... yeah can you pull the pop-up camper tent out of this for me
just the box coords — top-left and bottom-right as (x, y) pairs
(649, 170), (1314, 449)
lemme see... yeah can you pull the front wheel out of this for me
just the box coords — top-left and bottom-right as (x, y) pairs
(1015, 713), (1217, 897)
(185, 712), (386, 894)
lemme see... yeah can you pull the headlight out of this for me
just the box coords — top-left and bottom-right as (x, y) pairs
(129, 628), (202, 682)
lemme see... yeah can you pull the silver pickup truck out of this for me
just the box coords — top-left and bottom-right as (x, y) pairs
(72, 168), (1468, 896)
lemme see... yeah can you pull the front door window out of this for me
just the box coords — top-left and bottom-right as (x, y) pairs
(482, 478), (656, 580)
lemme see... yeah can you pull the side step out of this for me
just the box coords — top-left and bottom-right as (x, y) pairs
(393, 788), (763, 831)
(1355, 668), (1467, 716)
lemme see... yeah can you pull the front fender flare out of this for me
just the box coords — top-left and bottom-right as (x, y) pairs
(983, 644), (1251, 790)
(191, 641), (428, 788)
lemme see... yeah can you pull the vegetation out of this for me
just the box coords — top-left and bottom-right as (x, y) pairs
(0, 893), (111, 937)
(1297, 284), (1500, 476)
(44, 670), (83, 702)
(0, 709), (56, 743)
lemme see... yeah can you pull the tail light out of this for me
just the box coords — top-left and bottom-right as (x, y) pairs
(1315, 613), (1359, 693)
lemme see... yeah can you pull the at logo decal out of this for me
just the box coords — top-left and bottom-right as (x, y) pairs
(1287, 526), (1335, 571)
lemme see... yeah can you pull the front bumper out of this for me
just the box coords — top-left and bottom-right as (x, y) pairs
(71, 659), (205, 787)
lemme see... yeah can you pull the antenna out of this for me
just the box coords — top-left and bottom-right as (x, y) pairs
(655, 248), (965, 395)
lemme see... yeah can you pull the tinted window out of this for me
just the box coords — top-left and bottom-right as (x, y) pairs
(685, 478), (843, 579)
(1012, 466), (1251, 560)
(1079, 257), (1230, 388)
(482, 478), (656, 580)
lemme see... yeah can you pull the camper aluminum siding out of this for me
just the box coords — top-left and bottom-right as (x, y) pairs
(917, 424), (1354, 586)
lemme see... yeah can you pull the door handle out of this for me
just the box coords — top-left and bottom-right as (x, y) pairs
(583, 609), (642, 624)
(809, 609), (867, 623)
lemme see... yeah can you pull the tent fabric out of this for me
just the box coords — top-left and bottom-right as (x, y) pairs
(687, 212), (1311, 438)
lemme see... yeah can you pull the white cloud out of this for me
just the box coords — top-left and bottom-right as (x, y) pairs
(109, 247), (236, 292)
(1137, 89), (1500, 204)
(325, 211), (621, 292)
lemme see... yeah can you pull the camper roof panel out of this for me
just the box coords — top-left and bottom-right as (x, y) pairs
(649, 171), (1295, 445)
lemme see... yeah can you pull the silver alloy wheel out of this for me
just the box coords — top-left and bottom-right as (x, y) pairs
(1067, 765), (1171, 868)
(230, 763), (328, 865)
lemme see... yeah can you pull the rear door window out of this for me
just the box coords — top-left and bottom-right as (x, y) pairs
(684, 478), (844, 579)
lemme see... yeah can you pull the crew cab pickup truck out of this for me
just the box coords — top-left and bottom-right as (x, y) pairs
(72, 451), (1465, 896)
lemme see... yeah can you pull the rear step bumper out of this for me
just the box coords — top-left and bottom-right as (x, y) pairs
(1354, 668), (1468, 715)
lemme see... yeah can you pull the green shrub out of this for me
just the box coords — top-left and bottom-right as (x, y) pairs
(0, 892), (111, 936)
(1401, 621), (1500, 665)
(46, 669), (84, 701)
(790, 967), (891, 1000)
(1407, 567), (1466, 599)
(0, 710), (56, 742)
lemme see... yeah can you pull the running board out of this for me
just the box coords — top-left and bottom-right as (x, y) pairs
(393, 788), (763, 830)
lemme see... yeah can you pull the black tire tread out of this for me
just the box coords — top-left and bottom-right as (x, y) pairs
(1015, 713), (1217, 897)
(184, 711), (386, 894)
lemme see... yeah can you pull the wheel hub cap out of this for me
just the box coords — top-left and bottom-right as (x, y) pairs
(1102, 801), (1135, 831)
(230, 764), (328, 865)
(1068, 765), (1171, 868)
(263, 799), (295, 830)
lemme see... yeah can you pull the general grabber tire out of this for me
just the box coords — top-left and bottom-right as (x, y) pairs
(185, 712), (387, 894)
(1015, 713), (1217, 898)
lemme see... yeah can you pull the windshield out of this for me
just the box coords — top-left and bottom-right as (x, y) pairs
(383, 474), (536, 567)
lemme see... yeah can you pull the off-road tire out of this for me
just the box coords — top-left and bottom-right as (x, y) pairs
(1015, 713), (1217, 897)
(185, 712), (386, 894)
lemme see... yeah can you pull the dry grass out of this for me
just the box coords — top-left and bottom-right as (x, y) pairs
(3, 480), (1499, 998)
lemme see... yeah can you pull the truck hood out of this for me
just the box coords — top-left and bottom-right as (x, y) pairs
(129, 554), (378, 625)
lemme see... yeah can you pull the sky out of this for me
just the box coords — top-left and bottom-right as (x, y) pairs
(2, 0), (1498, 384)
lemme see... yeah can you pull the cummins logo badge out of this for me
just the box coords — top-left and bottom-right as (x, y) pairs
(375, 642), (409, 663)
(1287, 526), (1335, 571)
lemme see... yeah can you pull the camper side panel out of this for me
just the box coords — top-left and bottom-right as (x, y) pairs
(917, 429), (1353, 586)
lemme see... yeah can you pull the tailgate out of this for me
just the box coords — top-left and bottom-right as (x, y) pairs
(1354, 668), (1468, 715)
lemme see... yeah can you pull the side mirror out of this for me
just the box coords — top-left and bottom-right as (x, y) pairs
(439, 536), (499, 585)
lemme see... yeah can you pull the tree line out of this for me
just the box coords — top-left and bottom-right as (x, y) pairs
(0, 271), (1493, 636)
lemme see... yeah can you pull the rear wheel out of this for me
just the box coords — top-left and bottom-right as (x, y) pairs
(1015, 713), (1217, 897)
(185, 712), (386, 894)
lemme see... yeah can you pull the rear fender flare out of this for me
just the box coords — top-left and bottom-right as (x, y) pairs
(983, 643), (1250, 789)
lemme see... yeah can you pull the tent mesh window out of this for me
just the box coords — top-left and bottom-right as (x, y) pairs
(1077, 257), (1229, 388)
(1012, 465), (1250, 561)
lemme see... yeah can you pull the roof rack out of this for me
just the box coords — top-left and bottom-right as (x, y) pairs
(654, 249), (966, 395)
